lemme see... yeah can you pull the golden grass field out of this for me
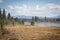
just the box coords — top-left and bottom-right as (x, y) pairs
(1, 25), (60, 40)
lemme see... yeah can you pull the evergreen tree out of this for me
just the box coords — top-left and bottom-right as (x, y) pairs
(0, 8), (2, 26)
(31, 21), (34, 26)
(56, 18), (60, 21)
(31, 17), (35, 26)
(0, 8), (3, 27)
(8, 13), (11, 19)
(0, 8), (1, 17)
(22, 20), (24, 25)
(35, 16), (39, 22)
(45, 16), (46, 22)
(3, 9), (6, 19)
(0, 8), (9, 35)
(11, 17), (14, 19)
(32, 17), (35, 21)
(0, 8), (4, 31)
(15, 17), (18, 21)
(0, 8), (3, 19)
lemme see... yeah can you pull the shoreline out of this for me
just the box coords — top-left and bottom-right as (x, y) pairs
(5, 25), (60, 28)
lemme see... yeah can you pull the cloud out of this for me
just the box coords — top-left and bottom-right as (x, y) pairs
(0, 0), (3, 3)
(6, 3), (60, 17)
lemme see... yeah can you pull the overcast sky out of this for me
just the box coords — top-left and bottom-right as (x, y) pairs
(0, 0), (60, 17)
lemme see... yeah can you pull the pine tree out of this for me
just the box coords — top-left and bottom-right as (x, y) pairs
(8, 13), (11, 19)
(0, 8), (4, 31)
(0, 8), (2, 26)
(45, 16), (46, 22)
(35, 16), (39, 22)
(31, 17), (35, 26)
(0, 8), (3, 19)
(0, 8), (3, 27)
(15, 17), (18, 21)
(0, 8), (2, 18)
(3, 9), (6, 19)
(0, 8), (1, 17)
(0, 8), (9, 35)
(22, 20), (24, 25)
(31, 21), (34, 26)
(32, 17), (35, 21)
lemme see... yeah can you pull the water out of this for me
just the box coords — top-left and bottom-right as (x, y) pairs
(35, 22), (60, 27)
(24, 22), (60, 27)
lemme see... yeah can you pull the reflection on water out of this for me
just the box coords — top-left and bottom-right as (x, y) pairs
(24, 22), (60, 27)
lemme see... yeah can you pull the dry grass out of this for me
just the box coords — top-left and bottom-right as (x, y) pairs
(1, 25), (60, 40)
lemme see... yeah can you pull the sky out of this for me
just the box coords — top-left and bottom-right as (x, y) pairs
(0, 0), (60, 17)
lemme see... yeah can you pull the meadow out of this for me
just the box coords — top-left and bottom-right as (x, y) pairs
(1, 25), (59, 40)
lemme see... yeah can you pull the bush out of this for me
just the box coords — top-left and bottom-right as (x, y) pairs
(1, 28), (10, 35)
(31, 21), (35, 26)
(21, 20), (24, 25)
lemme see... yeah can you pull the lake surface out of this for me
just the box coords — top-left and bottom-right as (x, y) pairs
(24, 22), (60, 27)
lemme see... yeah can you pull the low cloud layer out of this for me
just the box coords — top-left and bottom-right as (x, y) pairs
(6, 3), (60, 17)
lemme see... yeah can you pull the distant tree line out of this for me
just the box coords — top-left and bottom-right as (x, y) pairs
(0, 8), (24, 27)
(0, 8), (60, 27)
(32, 16), (60, 22)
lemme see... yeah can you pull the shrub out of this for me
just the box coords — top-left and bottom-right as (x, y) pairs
(31, 21), (35, 26)
(1, 28), (10, 35)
